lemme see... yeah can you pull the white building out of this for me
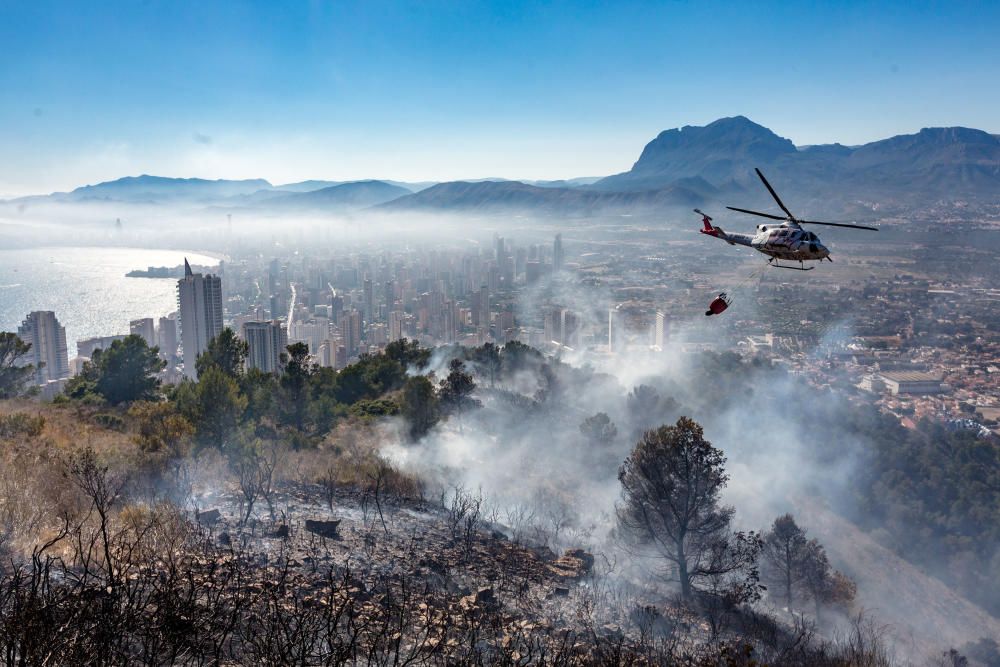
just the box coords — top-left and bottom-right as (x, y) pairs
(157, 315), (178, 360)
(291, 317), (331, 353)
(653, 311), (667, 350)
(879, 371), (944, 395)
(129, 317), (156, 347)
(177, 258), (223, 379)
(17, 311), (69, 385)
(388, 310), (406, 342)
(608, 306), (621, 353)
(77, 335), (126, 359)
(243, 320), (287, 374)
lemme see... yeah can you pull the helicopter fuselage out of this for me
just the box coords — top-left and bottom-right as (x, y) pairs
(750, 223), (830, 261)
(701, 220), (830, 263)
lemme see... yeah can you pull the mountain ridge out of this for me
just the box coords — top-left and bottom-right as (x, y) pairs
(376, 179), (707, 215)
(593, 117), (1000, 204)
(263, 180), (413, 210)
(5, 117), (999, 215)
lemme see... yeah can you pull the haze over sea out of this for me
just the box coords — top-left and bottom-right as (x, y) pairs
(0, 247), (218, 358)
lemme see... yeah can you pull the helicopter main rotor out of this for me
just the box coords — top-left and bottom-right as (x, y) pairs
(726, 168), (878, 231)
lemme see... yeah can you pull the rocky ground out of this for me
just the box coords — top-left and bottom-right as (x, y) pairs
(182, 479), (713, 663)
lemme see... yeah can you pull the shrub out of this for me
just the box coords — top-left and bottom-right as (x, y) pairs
(0, 413), (46, 439)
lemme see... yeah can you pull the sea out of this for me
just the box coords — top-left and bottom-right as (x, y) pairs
(0, 247), (219, 358)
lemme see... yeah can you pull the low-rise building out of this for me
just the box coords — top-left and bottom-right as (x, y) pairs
(879, 371), (945, 395)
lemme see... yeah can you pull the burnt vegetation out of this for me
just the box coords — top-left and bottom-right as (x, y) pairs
(0, 331), (994, 664)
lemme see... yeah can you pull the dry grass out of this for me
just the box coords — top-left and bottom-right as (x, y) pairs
(0, 400), (159, 560)
(0, 399), (138, 458)
(276, 417), (423, 499)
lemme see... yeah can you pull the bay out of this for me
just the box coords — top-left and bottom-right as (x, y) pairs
(0, 247), (219, 358)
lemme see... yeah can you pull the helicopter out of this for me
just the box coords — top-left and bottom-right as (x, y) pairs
(696, 168), (877, 270)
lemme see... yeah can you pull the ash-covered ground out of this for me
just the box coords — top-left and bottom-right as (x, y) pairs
(178, 477), (717, 664)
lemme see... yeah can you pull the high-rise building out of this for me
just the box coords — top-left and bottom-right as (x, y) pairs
(157, 316), (178, 360)
(443, 301), (458, 343)
(608, 307), (620, 353)
(17, 311), (69, 385)
(560, 308), (578, 347)
(388, 310), (406, 342)
(177, 258), (223, 379)
(553, 233), (564, 273)
(291, 317), (331, 353)
(268, 258), (280, 294)
(329, 294), (344, 323)
(339, 310), (362, 356)
(318, 340), (333, 368)
(498, 311), (516, 343)
(77, 335), (126, 359)
(269, 293), (285, 321)
(478, 285), (490, 336)
(363, 278), (375, 324)
(368, 323), (388, 347)
(244, 320), (287, 374)
(544, 309), (559, 344)
(129, 318), (156, 347)
(515, 247), (527, 281)
(525, 261), (542, 285)
(383, 280), (396, 311)
(654, 311), (667, 350)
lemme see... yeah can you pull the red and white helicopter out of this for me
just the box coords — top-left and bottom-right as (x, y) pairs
(697, 168), (877, 270)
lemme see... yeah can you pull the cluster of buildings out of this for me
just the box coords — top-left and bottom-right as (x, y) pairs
(731, 276), (1000, 437)
(17, 233), (666, 394)
(13, 210), (996, 443)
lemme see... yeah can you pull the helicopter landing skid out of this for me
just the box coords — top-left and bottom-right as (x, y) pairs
(767, 258), (814, 271)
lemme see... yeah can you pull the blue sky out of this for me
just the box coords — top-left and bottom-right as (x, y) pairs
(2, 1), (998, 196)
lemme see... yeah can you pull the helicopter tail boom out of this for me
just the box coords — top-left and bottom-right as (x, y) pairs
(697, 212), (753, 247)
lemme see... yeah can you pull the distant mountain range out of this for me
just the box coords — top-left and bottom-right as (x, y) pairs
(6, 117), (999, 216)
(58, 175), (273, 203)
(376, 179), (707, 215)
(263, 180), (413, 210)
(595, 117), (1000, 207)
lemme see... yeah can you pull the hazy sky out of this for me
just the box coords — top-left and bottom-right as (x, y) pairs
(2, 1), (998, 196)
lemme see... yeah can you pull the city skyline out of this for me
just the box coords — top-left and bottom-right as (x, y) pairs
(3, 2), (999, 197)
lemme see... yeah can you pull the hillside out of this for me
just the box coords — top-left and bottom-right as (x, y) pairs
(799, 498), (1000, 659)
(377, 179), (707, 215)
(595, 116), (797, 192)
(61, 175), (274, 203)
(264, 180), (413, 210)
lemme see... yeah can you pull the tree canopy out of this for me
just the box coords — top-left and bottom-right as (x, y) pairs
(66, 335), (165, 405)
(401, 375), (439, 440)
(0, 332), (36, 399)
(175, 366), (247, 451)
(195, 327), (248, 379)
(438, 358), (479, 416)
(617, 417), (742, 600)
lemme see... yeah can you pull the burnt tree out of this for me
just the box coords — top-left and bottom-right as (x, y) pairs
(617, 417), (736, 600)
(762, 513), (809, 609)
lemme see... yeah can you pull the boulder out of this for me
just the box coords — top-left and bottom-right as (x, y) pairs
(305, 519), (341, 539)
(548, 549), (595, 579)
(196, 508), (221, 525)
